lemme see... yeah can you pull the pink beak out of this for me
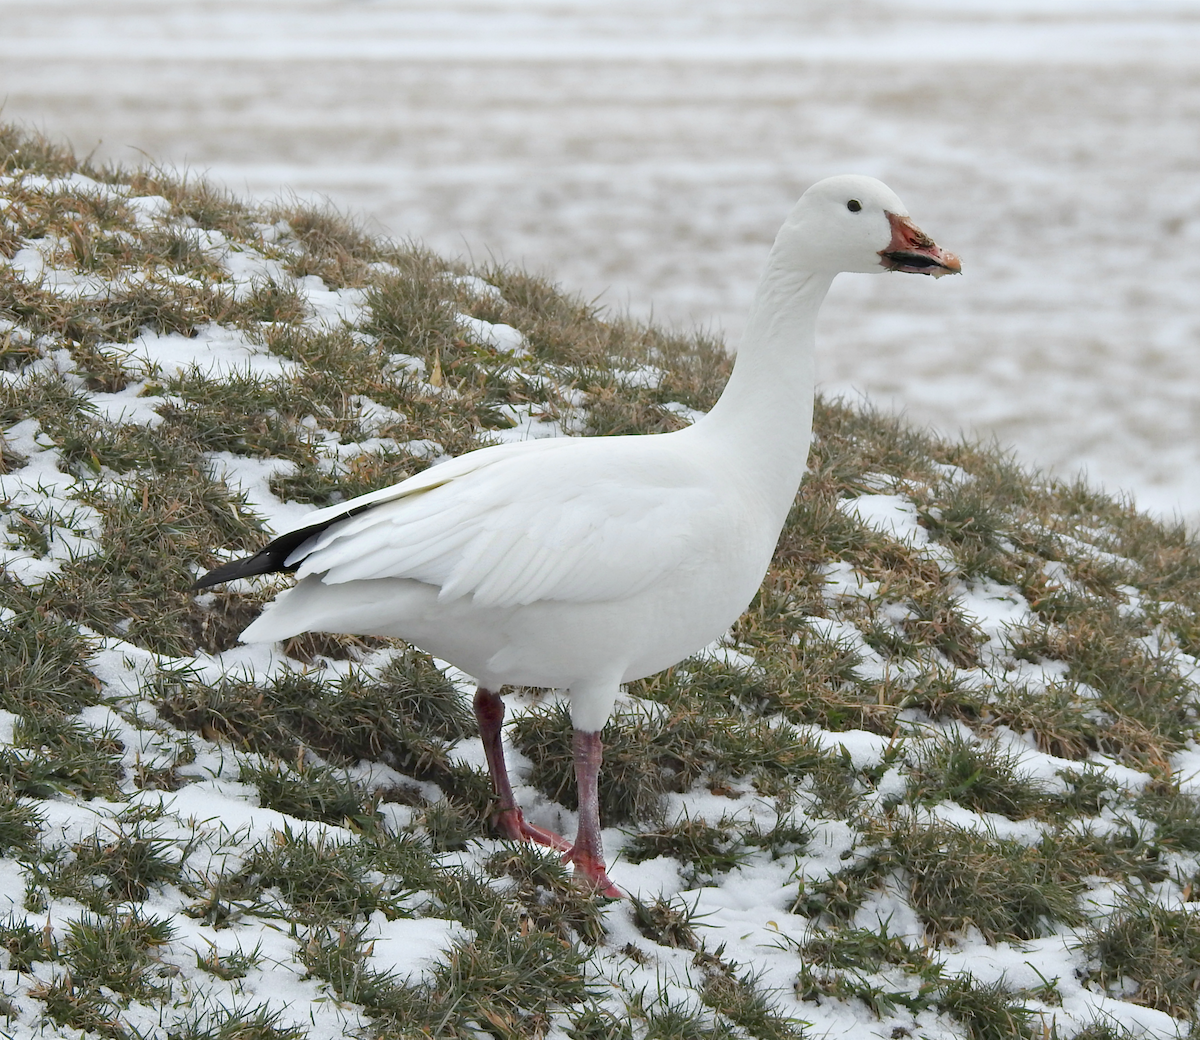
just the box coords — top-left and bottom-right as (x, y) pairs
(879, 212), (961, 277)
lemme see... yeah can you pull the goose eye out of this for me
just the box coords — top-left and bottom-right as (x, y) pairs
(847, 199), (862, 213)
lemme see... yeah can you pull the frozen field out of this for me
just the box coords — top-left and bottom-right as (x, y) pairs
(2, 0), (1200, 515)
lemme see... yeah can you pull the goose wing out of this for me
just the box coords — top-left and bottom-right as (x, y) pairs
(284, 437), (718, 609)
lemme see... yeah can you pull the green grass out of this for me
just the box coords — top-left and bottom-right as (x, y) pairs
(168, 1003), (310, 1040)
(236, 825), (421, 921)
(1082, 897), (1200, 1021)
(5, 120), (1200, 1040)
(624, 816), (752, 889)
(905, 730), (1046, 819)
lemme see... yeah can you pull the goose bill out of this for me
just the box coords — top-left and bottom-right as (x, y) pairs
(879, 212), (961, 277)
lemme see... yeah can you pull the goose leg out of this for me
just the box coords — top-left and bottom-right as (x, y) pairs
(566, 730), (622, 898)
(473, 687), (571, 852)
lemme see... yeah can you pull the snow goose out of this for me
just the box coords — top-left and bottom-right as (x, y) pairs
(195, 175), (959, 897)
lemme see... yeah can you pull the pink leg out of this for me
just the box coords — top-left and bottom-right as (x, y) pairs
(565, 730), (622, 898)
(473, 688), (571, 852)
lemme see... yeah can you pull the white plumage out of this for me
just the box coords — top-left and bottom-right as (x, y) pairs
(199, 174), (960, 896)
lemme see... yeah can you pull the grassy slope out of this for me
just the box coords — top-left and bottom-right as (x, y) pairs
(2, 124), (1200, 1040)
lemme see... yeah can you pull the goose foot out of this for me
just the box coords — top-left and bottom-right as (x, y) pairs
(494, 805), (573, 853)
(563, 846), (623, 899)
(475, 686), (574, 853)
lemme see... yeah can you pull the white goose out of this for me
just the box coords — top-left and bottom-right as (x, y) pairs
(196, 175), (959, 896)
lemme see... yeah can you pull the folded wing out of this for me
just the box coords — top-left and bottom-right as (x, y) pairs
(285, 440), (717, 609)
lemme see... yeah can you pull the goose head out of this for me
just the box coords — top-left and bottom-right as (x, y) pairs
(774, 174), (961, 278)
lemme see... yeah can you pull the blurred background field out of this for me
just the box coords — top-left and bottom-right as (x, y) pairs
(2, 0), (1199, 515)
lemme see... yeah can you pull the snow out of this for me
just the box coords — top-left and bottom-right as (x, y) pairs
(363, 914), (472, 983)
(840, 493), (929, 548)
(127, 324), (297, 380)
(455, 313), (529, 356)
(0, 418), (103, 585)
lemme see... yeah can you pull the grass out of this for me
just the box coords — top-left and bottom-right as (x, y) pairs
(795, 818), (1087, 942)
(485, 844), (607, 944)
(168, 1003), (310, 1040)
(1082, 897), (1200, 1020)
(5, 121), (1200, 1039)
(624, 816), (752, 889)
(240, 758), (382, 832)
(0, 714), (125, 800)
(904, 730), (1046, 819)
(235, 825), (421, 922)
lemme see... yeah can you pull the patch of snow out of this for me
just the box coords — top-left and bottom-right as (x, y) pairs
(662, 400), (707, 425)
(451, 274), (505, 302)
(455, 313), (529, 356)
(88, 379), (171, 426)
(822, 559), (882, 601)
(693, 638), (759, 671)
(840, 492), (929, 547)
(0, 418), (102, 584)
(613, 363), (665, 389)
(127, 323), (297, 380)
(363, 914), (473, 983)
(125, 193), (172, 225)
(298, 274), (369, 327)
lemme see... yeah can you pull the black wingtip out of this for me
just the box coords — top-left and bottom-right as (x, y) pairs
(191, 549), (295, 591)
(191, 499), (381, 592)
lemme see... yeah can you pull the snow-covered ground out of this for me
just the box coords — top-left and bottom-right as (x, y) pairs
(3, 0), (1200, 516)
(5, 164), (1200, 1038)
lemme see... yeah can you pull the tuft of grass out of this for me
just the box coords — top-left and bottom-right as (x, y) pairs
(417, 923), (592, 1038)
(801, 921), (919, 964)
(889, 820), (1083, 942)
(1068, 1020), (1145, 1040)
(905, 731), (1045, 819)
(698, 956), (808, 1040)
(567, 1006), (630, 1040)
(298, 923), (421, 1022)
(239, 825), (423, 923)
(0, 609), (101, 714)
(158, 656), (487, 818)
(194, 941), (263, 981)
(0, 717), (125, 800)
(625, 816), (751, 889)
(919, 478), (1017, 581)
(937, 974), (1035, 1040)
(1132, 778), (1200, 854)
(796, 819), (1084, 943)
(53, 821), (190, 909)
(29, 975), (128, 1040)
(169, 1002), (310, 1040)
(988, 682), (1102, 760)
(0, 911), (54, 972)
(271, 199), (381, 288)
(62, 910), (177, 999)
(236, 278), (310, 326)
(43, 469), (263, 657)
(1051, 762), (1122, 815)
(486, 844), (607, 944)
(0, 786), (43, 853)
(1083, 897), (1200, 1021)
(0, 124), (81, 176)
(630, 894), (703, 950)
(361, 252), (462, 360)
(240, 758), (381, 832)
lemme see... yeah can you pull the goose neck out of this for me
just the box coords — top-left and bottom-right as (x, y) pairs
(697, 266), (832, 491)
